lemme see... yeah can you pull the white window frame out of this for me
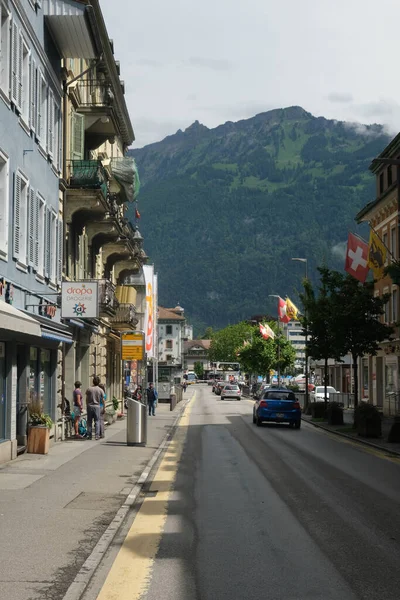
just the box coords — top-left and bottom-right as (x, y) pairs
(29, 55), (37, 132)
(47, 89), (54, 158)
(13, 169), (29, 268)
(50, 209), (57, 282)
(37, 70), (47, 148)
(0, 149), (9, 259)
(0, 4), (11, 99)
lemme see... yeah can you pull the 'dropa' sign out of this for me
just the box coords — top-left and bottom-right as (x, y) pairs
(61, 282), (99, 319)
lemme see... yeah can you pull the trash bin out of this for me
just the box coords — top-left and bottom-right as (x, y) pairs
(126, 397), (147, 446)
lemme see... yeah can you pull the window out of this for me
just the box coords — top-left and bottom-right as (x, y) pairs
(392, 289), (398, 323)
(166, 325), (172, 335)
(166, 340), (173, 349)
(166, 354), (172, 361)
(0, 151), (9, 258)
(388, 166), (393, 187)
(50, 210), (57, 282)
(57, 218), (63, 283)
(70, 112), (84, 160)
(21, 38), (30, 123)
(13, 170), (29, 266)
(383, 232), (388, 266)
(37, 71), (47, 146)
(47, 90), (54, 157)
(44, 205), (54, 279)
(29, 56), (37, 131)
(379, 172), (384, 194)
(0, 4), (10, 96)
(391, 228), (397, 260)
(11, 22), (22, 110)
(384, 298), (390, 323)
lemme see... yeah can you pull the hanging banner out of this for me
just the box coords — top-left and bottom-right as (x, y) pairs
(61, 282), (99, 318)
(153, 273), (158, 354)
(143, 264), (155, 358)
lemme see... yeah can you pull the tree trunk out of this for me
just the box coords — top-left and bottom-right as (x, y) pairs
(353, 354), (358, 408)
(324, 356), (328, 408)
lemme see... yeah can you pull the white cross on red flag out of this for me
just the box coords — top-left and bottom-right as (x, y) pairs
(345, 232), (369, 283)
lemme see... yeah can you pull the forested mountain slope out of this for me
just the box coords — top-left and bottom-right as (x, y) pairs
(128, 107), (390, 331)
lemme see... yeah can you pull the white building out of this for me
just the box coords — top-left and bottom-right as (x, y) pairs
(157, 305), (185, 382)
(285, 321), (306, 370)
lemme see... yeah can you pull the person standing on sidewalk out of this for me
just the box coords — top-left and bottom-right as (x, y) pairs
(73, 381), (83, 438)
(146, 383), (158, 416)
(86, 375), (104, 440)
(98, 383), (107, 439)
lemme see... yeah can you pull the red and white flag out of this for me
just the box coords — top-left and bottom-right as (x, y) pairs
(259, 323), (275, 340)
(278, 297), (290, 323)
(345, 232), (369, 283)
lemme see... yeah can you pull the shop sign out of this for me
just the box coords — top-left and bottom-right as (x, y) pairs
(61, 282), (99, 319)
(122, 332), (144, 360)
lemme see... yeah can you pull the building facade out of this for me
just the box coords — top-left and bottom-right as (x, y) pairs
(183, 340), (211, 375)
(0, 0), (147, 463)
(356, 134), (400, 414)
(157, 306), (185, 384)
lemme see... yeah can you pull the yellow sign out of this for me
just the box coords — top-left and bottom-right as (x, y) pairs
(122, 333), (144, 361)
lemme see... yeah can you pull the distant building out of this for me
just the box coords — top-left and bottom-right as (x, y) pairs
(183, 340), (211, 374)
(157, 305), (186, 383)
(284, 321), (305, 371)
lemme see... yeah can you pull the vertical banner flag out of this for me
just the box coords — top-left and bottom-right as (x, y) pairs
(143, 264), (155, 359)
(368, 230), (387, 280)
(278, 297), (290, 323)
(153, 273), (158, 356)
(286, 297), (299, 320)
(345, 232), (369, 283)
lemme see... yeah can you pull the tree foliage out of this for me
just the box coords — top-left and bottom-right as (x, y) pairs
(194, 362), (204, 379)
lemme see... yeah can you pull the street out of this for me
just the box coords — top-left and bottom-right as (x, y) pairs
(84, 385), (400, 600)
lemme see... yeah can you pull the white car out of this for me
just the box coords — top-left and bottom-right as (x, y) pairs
(310, 385), (339, 402)
(220, 384), (241, 400)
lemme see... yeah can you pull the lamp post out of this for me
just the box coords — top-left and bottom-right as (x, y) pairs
(269, 294), (281, 386)
(292, 258), (309, 410)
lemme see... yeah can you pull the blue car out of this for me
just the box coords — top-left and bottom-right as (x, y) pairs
(253, 388), (301, 429)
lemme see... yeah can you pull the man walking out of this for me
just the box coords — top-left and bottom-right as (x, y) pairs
(146, 383), (158, 416)
(86, 375), (104, 440)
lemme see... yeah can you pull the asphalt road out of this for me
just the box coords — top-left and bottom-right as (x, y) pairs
(92, 385), (400, 600)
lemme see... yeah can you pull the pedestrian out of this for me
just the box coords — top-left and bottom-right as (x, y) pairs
(73, 381), (83, 438)
(98, 383), (106, 439)
(182, 381), (187, 392)
(86, 375), (104, 440)
(146, 382), (158, 416)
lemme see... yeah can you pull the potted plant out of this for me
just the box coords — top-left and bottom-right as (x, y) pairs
(326, 401), (344, 426)
(354, 402), (381, 438)
(27, 395), (53, 454)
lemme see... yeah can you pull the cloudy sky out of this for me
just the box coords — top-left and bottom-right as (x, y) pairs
(102, 0), (400, 148)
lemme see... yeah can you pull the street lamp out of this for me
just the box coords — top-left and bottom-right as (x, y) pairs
(269, 294), (281, 386)
(292, 258), (309, 410)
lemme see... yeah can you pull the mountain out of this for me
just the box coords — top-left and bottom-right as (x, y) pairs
(128, 106), (390, 333)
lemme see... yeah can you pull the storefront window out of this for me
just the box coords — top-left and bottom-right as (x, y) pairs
(0, 342), (6, 440)
(385, 362), (397, 395)
(29, 347), (38, 401)
(30, 348), (52, 415)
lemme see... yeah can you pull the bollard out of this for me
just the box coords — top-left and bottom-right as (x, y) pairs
(170, 394), (177, 411)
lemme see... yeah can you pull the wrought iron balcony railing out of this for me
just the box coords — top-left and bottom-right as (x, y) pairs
(110, 304), (138, 330)
(68, 160), (108, 194)
(75, 79), (115, 107)
(98, 279), (119, 317)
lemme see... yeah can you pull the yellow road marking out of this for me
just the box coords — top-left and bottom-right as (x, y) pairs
(96, 395), (195, 600)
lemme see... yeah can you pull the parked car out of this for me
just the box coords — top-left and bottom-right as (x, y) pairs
(220, 384), (241, 400)
(253, 383), (270, 399)
(253, 388), (301, 428)
(215, 381), (226, 396)
(310, 386), (339, 402)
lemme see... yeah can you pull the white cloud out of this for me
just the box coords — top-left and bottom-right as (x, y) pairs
(332, 241), (347, 261)
(101, 0), (400, 147)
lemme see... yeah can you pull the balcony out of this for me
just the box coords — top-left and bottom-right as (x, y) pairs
(68, 160), (108, 193)
(98, 279), (119, 317)
(110, 304), (138, 331)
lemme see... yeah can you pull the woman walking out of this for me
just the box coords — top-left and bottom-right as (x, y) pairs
(73, 381), (83, 438)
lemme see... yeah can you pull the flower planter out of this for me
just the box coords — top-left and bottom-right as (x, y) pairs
(27, 425), (50, 454)
(105, 412), (114, 426)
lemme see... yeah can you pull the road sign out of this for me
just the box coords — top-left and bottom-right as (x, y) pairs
(122, 332), (144, 360)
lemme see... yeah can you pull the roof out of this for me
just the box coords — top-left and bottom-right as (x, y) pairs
(369, 132), (400, 174)
(158, 306), (185, 321)
(184, 340), (211, 352)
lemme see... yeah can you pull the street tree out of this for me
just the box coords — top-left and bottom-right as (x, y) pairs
(326, 269), (393, 407)
(300, 268), (344, 407)
(238, 330), (276, 377)
(194, 361), (204, 380)
(208, 322), (253, 363)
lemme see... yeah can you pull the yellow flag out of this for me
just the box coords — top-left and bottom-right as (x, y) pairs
(368, 230), (387, 280)
(286, 297), (299, 320)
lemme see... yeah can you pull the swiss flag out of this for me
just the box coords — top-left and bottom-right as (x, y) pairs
(345, 233), (369, 283)
(278, 297), (290, 323)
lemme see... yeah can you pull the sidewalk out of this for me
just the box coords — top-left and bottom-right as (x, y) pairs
(0, 398), (189, 600)
(302, 410), (400, 457)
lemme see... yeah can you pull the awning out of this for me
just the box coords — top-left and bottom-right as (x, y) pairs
(43, 2), (99, 59)
(28, 313), (74, 345)
(0, 302), (42, 338)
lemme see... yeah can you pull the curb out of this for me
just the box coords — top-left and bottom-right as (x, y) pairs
(61, 393), (194, 600)
(302, 416), (400, 458)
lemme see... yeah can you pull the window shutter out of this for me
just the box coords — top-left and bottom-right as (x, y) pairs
(44, 206), (51, 278)
(13, 172), (21, 260)
(71, 112), (84, 160)
(34, 193), (39, 270)
(29, 57), (36, 131)
(58, 108), (63, 171)
(11, 22), (18, 107)
(37, 72), (42, 140)
(57, 218), (63, 283)
(17, 31), (23, 111)
(28, 186), (35, 266)
(48, 90), (54, 157)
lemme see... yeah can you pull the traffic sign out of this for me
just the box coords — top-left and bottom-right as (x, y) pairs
(122, 332), (144, 360)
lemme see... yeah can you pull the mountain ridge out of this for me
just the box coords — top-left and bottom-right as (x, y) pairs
(128, 106), (390, 332)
